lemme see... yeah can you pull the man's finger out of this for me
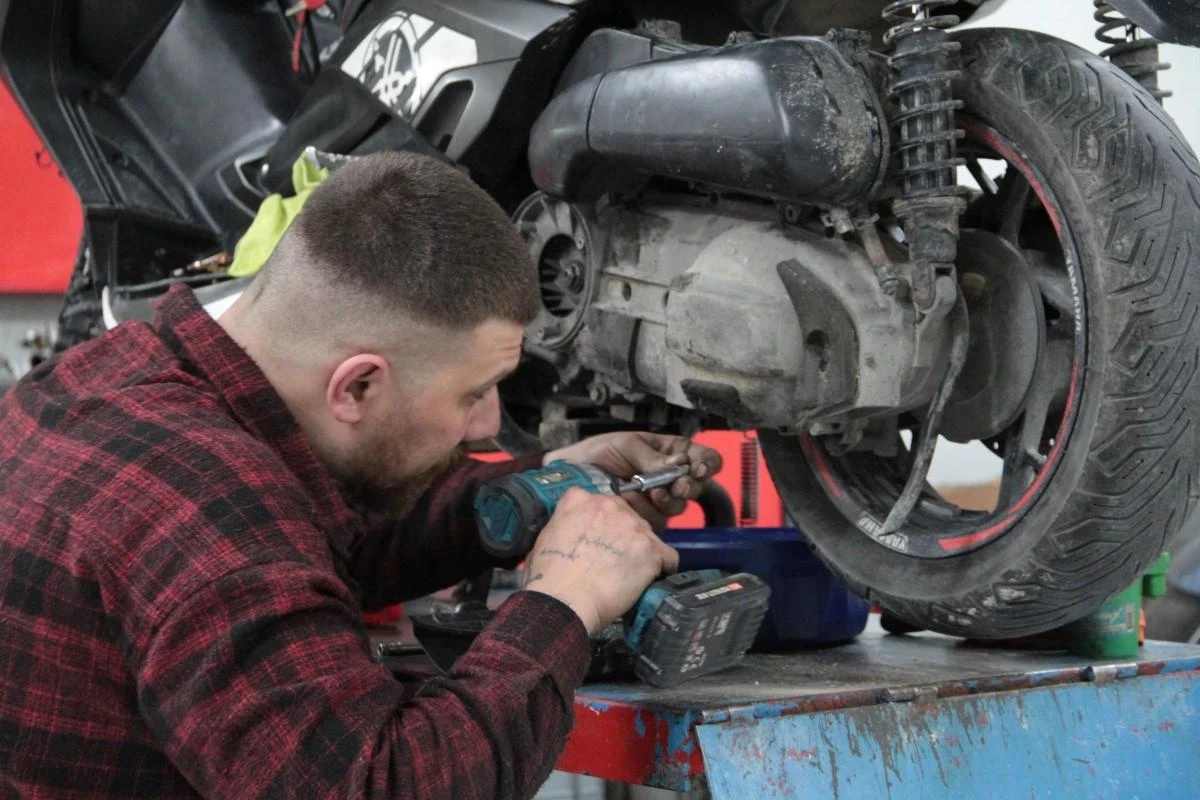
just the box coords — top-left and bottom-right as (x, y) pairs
(658, 434), (693, 457)
(636, 525), (680, 574)
(664, 477), (702, 501)
(633, 432), (700, 461)
(650, 487), (688, 517)
(617, 434), (682, 476)
(623, 492), (667, 531)
(685, 440), (723, 480)
(656, 538), (680, 574)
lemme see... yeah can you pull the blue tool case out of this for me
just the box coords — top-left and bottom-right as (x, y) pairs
(661, 527), (870, 650)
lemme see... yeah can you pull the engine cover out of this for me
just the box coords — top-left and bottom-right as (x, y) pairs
(557, 201), (936, 429)
(661, 224), (916, 426)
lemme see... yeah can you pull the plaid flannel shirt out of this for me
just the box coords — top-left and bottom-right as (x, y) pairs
(0, 285), (587, 799)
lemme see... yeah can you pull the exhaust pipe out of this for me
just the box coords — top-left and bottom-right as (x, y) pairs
(528, 35), (888, 205)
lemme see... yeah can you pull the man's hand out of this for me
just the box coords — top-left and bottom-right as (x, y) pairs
(543, 432), (723, 529)
(521, 488), (679, 635)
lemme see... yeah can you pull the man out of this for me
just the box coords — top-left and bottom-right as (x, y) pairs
(0, 152), (721, 799)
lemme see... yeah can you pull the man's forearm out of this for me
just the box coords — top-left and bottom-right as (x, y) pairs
(138, 562), (588, 800)
(349, 453), (544, 609)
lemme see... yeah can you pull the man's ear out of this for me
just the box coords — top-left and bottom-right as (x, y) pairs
(326, 354), (390, 425)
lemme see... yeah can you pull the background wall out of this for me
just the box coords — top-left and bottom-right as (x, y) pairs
(0, 79), (81, 383)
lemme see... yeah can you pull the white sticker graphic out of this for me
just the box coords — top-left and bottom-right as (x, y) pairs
(857, 512), (909, 552)
(340, 12), (477, 119)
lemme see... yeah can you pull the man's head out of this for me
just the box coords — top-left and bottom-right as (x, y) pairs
(220, 151), (540, 510)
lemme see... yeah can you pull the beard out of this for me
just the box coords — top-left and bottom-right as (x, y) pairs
(327, 427), (469, 519)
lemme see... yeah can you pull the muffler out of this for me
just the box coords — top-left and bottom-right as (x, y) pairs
(528, 35), (888, 205)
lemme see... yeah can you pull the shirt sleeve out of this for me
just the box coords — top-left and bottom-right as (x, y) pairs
(349, 453), (545, 610)
(133, 557), (589, 800)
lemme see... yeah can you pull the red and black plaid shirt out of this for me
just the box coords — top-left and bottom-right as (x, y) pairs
(0, 285), (588, 799)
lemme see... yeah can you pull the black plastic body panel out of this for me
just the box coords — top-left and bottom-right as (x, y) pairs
(348, 0), (579, 62)
(0, 0), (610, 297)
(554, 27), (697, 92)
(0, 0), (307, 291)
(76, 0), (183, 88)
(262, 68), (404, 194)
(528, 35), (888, 205)
(1110, 0), (1200, 46)
(293, 0), (600, 202)
(119, 2), (308, 241)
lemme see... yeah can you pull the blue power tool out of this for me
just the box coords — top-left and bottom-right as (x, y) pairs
(474, 459), (689, 559)
(474, 460), (771, 687)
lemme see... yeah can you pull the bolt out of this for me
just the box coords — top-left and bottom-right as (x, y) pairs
(875, 265), (905, 298)
(588, 383), (609, 404)
(561, 260), (585, 292)
(534, 328), (546, 341)
(823, 208), (855, 235)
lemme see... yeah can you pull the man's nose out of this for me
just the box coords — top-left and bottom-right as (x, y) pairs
(464, 386), (501, 442)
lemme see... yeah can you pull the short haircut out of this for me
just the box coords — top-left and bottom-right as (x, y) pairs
(268, 151), (541, 330)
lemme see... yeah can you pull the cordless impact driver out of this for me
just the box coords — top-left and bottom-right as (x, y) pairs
(474, 460), (770, 687)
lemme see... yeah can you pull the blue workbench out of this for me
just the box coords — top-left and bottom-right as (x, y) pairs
(557, 624), (1200, 798)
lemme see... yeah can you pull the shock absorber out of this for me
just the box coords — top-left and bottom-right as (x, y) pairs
(883, 0), (967, 313)
(878, 0), (971, 534)
(1094, 1), (1172, 104)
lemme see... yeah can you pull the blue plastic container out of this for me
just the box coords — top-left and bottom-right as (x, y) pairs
(661, 527), (870, 651)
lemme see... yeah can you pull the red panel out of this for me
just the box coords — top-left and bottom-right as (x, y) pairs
(0, 79), (82, 293)
(669, 431), (784, 529)
(557, 703), (668, 785)
(557, 700), (705, 788)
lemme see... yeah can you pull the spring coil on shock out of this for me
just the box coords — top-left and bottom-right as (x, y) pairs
(882, 0), (967, 312)
(1094, 1), (1172, 104)
(739, 434), (759, 526)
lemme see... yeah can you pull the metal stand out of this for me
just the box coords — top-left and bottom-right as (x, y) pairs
(557, 624), (1200, 798)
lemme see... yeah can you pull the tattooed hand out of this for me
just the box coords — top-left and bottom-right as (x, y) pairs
(521, 488), (679, 635)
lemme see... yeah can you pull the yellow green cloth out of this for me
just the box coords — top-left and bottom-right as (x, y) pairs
(229, 156), (330, 277)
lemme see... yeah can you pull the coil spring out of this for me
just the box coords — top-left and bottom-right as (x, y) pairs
(1094, 1), (1172, 104)
(739, 434), (759, 526)
(883, 0), (967, 311)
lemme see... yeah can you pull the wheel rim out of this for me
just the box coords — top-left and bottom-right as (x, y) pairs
(797, 117), (1088, 558)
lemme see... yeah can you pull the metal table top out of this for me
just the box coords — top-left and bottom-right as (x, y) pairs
(560, 626), (1200, 794)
